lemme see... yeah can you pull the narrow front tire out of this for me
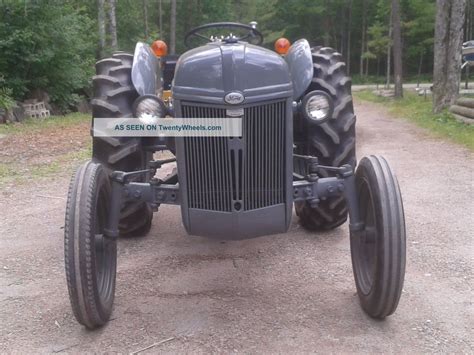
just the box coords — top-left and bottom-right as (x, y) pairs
(351, 155), (406, 318)
(64, 161), (117, 328)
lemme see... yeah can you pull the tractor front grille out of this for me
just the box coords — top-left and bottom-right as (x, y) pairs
(182, 100), (286, 212)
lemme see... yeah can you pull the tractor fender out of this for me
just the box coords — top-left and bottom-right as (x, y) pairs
(285, 39), (313, 100)
(131, 42), (163, 96)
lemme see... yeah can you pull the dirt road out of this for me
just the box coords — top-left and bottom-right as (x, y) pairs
(1, 100), (472, 353)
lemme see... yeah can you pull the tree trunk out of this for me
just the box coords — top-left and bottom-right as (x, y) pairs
(106, 0), (117, 50)
(386, 6), (393, 89)
(346, 0), (353, 73)
(322, 0), (331, 47)
(235, 0), (243, 23)
(340, 8), (345, 55)
(183, 0), (194, 37)
(464, 0), (471, 40)
(433, 0), (450, 109)
(97, 0), (106, 58)
(170, 0), (176, 54)
(417, 51), (423, 88)
(360, 0), (366, 76)
(323, 20), (330, 46)
(365, 38), (369, 75)
(466, 65), (470, 90)
(446, 1), (466, 104)
(159, 0), (163, 37)
(143, 0), (149, 41)
(464, 0), (472, 89)
(332, 19), (338, 51)
(433, 0), (466, 113)
(392, 0), (403, 98)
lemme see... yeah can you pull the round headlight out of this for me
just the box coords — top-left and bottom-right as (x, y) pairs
(301, 90), (333, 125)
(133, 95), (166, 124)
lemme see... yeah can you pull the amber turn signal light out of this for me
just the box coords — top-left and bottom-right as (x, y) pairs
(274, 37), (291, 55)
(151, 40), (168, 57)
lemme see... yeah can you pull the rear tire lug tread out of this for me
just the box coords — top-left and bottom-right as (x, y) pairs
(295, 46), (356, 231)
(92, 54), (154, 238)
(95, 58), (122, 75)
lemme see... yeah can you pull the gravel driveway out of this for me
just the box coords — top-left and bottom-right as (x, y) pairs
(0, 100), (472, 353)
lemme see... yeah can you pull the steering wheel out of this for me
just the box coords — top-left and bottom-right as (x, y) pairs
(184, 22), (264, 48)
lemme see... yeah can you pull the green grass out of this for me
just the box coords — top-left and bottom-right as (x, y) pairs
(354, 90), (474, 150)
(0, 163), (19, 181)
(0, 112), (90, 135)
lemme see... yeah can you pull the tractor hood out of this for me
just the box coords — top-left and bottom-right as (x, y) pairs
(172, 42), (293, 104)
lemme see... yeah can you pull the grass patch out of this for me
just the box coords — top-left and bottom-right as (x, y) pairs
(0, 163), (19, 180)
(0, 112), (90, 135)
(29, 161), (62, 177)
(353, 90), (474, 150)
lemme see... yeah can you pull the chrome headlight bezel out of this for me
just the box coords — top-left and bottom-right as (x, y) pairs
(133, 95), (167, 122)
(301, 90), (334, 125)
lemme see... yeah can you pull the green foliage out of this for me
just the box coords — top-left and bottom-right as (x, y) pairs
(264, 0), (328, 45)
(0, 86), (15, 111)
(115, 0), (149, 52)
(0, 74), (15, 110)
(260, 0), (439, 78)
(354, 91), (474, 150)
(366, 22), (390, 60)
(0, 0), (446, 112)
(113, 0), (237, 54)
(403, 0), (436, 58)
(0, 1), (96, 111)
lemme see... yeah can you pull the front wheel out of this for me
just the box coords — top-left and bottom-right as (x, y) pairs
(351, 155), (406, 318)
(64, 161), (117, 328)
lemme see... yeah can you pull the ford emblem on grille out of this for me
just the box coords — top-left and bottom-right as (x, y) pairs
(224, 92), (244, 105)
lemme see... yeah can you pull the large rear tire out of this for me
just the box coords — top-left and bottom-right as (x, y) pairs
(91, 52), (153, 237)
(294, 46), (356, 230)
(64, 161), (117, 328)
(351, 156), (406, 318)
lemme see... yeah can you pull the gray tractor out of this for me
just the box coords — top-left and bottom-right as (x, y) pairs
(65, 22), (406, 329)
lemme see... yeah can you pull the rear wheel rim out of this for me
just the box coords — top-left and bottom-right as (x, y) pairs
(94, 186), (114, 304)
(354, 178), (377, 295)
